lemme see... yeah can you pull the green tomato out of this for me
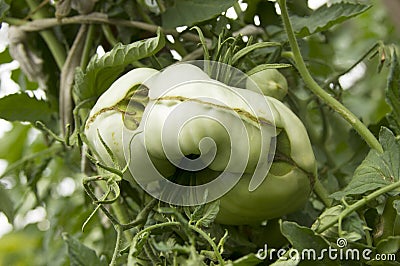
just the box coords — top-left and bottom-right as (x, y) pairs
(246, 68), (288, 100)
(85, 63), (316, 225)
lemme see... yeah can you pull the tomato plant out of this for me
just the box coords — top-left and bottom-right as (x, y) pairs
(0, 0), (400, 265)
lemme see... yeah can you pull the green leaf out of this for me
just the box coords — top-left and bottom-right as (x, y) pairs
(0, 93), (55, 125)
(11, 68), (39, 91)
(62, 233), (107, 266)
(292, 3), (371, 37)
(0, 122), (30, 163)
(376, 236), (400, 254)
(311, 205), (343, 236)
(0, 184), (14, 222)
(188, 201), (220, 228)
(330, 128), (399, 199)
(0, 0), (10, 21)
(280, 221), (338, 266)
(386, 50), (400, 135)
(73, 28), (165, 104)
(162, 0), (236, 28)
(194, 200), (220, 227)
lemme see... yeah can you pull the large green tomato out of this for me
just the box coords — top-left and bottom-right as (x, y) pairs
(85, 63), (316, 225)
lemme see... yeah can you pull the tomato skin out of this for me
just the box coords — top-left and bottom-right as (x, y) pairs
(85, 68), (158, 167)
(215, 162), (312, 225)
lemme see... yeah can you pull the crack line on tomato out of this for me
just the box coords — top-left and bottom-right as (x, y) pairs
(154, 95), (275, 127)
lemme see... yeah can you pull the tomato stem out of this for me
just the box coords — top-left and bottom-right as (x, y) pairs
(110, 226), (124, 266)
(277, 0), (383, 154)
(314, 179), (332, 207)
(316, 180), (400, 233)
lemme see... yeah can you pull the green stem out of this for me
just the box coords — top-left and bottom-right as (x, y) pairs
(3, 17), (25, 25)
(98, 181), (132, 242)
(313, 179), (332, 207)
(80, 24), (95, 70)
(25, 0), (66, 69)
(233, 2), (243, 23)
(1, 145), (63, 178)
(110, 226), (124, 266)
(278, 0), (383, 154)
(316, 180), (400, 233)
(12, 12), (206, 44)
(360, 214), (373, 247)
(101, 24), (118, 46)
(188, 224), (225, 265)
(324, 42), (381, 88)
(136, 0), (156, 25)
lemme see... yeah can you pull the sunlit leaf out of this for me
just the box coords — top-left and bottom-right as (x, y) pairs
(73, 28), (165, 104)
(292, 3), (371, 37)
(0, 93), (55, 125)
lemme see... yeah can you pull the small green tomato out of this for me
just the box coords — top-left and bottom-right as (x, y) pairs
(246, 68), (288, 100)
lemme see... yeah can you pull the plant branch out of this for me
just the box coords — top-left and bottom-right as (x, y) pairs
(278, 0), (383, 153)
(313, 179), (333, 207)
(188, 224), (225, 265)
(60, 25), (88, 134)
(11, 12), (205, 44)
(316, 180), (400, 233)
(323, 42), (382, 88)
(110, 225), (124, 266)
(25, 0), (66, 69)
(80, 24), (95, 70)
